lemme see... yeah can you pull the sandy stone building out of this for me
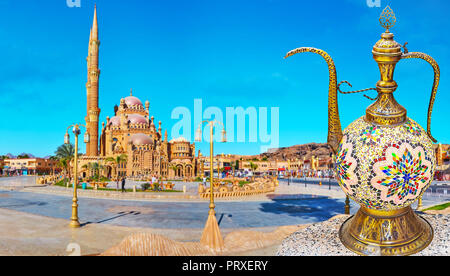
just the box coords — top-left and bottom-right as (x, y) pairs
(78, 7), (197, 180)
(2, 158), (60, 176)
(435, 143), (450, 180)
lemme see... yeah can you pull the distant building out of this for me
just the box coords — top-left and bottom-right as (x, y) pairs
(435, 143), (450, 181)
(0, 159), (4, 175)
(239, 156), (333, 177)
(198, 153), (237, 177)
(2, 158), (60, 176)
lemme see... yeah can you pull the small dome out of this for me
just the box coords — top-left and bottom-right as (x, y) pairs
(108, 116), (120, 126)
(128, 114), (148, 125)
(124, 96), (143, 107)
(170, 137), (189, 143)
(130, 133), (153, 145)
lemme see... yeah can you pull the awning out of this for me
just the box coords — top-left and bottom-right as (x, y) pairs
(278, 168), (285, 172)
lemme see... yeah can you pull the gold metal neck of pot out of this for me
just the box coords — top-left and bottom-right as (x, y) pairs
(366, 6), (407, 126)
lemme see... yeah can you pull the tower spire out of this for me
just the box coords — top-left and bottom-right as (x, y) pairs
(85, 5), (101, 156)
(92, 5), (98, 40)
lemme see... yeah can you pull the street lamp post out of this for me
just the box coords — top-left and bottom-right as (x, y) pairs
(97, 157), (101, 187)
(328, 169), (332, 191)
(345, 196), (350, 215)
(195, 120), (227, 251)
(417, 194), (423, 210)
(64, 124), (89, 228)
(158, 144), (164, 186)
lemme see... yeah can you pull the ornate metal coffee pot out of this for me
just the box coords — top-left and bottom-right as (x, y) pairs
(285, 6), (439, 255)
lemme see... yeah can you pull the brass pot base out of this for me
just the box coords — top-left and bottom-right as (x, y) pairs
(339, 206), (433, 256)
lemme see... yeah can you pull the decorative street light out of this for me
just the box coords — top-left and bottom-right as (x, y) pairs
(195, 120), (227, 251)
(64, 123), (89, 228)
(417, 194), (423, 210)
(345, 196), (350, 215)
(158, 141), (164, 186)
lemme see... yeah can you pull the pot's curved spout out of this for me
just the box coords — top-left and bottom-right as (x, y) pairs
(285, 47), (343, 154)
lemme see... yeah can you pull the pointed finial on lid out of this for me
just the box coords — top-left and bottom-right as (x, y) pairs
(379, 6), (396, 32)
(130, 88), (133, 96)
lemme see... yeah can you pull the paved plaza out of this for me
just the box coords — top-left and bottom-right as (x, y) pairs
(0, 177), (359, 229)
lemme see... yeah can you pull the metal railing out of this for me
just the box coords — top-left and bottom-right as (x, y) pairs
(279, 177), (450, 198)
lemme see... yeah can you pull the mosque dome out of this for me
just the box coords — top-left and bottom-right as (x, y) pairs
(128, 114), (148, 125)
(130, 133), (153, 145)
(108, 116), (120, 126)
(124, 96), (143, 107)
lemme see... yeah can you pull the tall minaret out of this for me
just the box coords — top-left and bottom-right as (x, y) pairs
(85, 5), (101, 156)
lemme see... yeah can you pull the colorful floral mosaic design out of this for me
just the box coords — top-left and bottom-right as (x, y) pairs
(335, 117), (436, 211)
(360, 125), (383, 145)
(335, 136), (358, 195)
(372, 144), (432, 206)
(403, 120), (422, 136)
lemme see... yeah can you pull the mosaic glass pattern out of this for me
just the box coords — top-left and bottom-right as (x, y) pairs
(335, 117), (436, 210)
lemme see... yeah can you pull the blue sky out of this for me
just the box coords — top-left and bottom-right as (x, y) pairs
(0, 0), (449, 157)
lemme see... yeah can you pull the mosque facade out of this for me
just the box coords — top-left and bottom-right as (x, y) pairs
(80, 7), (197, 180)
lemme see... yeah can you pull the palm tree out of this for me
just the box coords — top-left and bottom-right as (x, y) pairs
(106, 154), (127, 190)
(81, 162), (94, 179)
(169, 165), (178, 179)
(55, 144), (77, 160)
(57, 158), (70, 186)
(218, 167), (225, 179)
(92, 162), (105, 180)
(55, 144), (78, 179)
(249, 162), (258, 181)
(106, 154), (127, 178)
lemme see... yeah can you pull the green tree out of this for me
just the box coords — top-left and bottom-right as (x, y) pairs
(57, 158), (70, 180)
(106, 154), (128, 190)
(81, 162), (94, 178)
(249, 162), (258, 181)
(55, 144), (77, 160)
(218, 167), (225, 179)
(169, 165), (178, 179)
(106, 154), (127, 178)
(55, 144), (78, 179)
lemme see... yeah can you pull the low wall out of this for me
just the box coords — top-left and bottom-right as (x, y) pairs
(198, 177), (278, 198)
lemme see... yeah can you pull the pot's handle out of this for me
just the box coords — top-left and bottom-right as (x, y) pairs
(401, 52), (440, 143)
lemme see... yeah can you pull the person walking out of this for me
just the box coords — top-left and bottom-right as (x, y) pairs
(121, 177), (126, 193)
